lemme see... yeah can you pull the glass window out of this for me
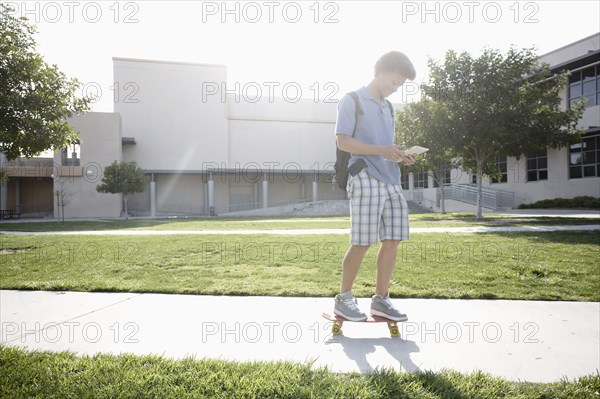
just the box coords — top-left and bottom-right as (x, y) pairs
(414, 168), (429, 189)
(492, 157), (507, 183)
(569, 134), (599, 178)
(526, 151), (548, 182)
(569, 66), (599, 108)
(400, 165), (409, 190)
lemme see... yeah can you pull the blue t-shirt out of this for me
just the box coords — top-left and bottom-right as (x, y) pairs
(335, 86), (401, 185)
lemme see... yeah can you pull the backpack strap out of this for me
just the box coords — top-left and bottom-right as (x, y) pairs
(384, 99), (394, 118)
(347, 91), (394, 137)
(348, 91), (362, 138)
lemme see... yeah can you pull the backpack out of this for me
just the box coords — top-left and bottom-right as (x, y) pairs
(334, 91), (394, 192)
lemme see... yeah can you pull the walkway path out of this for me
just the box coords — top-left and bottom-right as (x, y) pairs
(1, 290), (598, 383)
(2, 224), (598, 235)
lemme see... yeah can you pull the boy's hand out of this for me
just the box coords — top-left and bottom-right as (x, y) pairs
(381, 144), (404, 162)
(393, 145), (418, 165)
(400, 153), (417, 165)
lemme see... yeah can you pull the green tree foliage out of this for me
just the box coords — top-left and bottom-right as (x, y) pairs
(397, 99), (459, 213)
(0, 3), (91, 160)
(96, 161), (148, 219)
(401, 47), (585, 219)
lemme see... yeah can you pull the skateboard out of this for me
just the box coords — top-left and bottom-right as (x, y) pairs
(321, 312), (401, 337)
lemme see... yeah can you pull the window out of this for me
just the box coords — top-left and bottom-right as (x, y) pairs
(569, 65), (600, 108)
(491, 156), (508, 183)
(569, 133), (600, 178)
(61, 143), (80, 166)
(413, 168), (429, 189)
(433, 168), (452, 187)
(527, 151), (548, 182)
(400, 165), (409, 190)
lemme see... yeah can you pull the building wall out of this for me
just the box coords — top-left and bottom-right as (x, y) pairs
(55, 112), (122, 218)
(113, 57), (346, 216)
(114, 58), (229, 171)
(19, 35), (597, 219)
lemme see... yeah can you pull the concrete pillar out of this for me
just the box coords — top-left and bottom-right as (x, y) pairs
(0, 181), (7, 210)
(312, 176), (318, 203)
(301, 176), (306, 201)
(150, 174), (156, 217)
(254, 183), (259, 209)
(208, 173), (215, 215)
(262, 174), (269, 208)
(14, 178), (21, 213)
(408, 172), (415, 201)
(0, 152), (6, 210)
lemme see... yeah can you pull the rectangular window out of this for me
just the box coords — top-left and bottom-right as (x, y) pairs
(569, 65), (599, 108)
(433, 167), (452, 188)
(413, 168), (429, 189)
(491, 156), (508, 183)
(400, 165), (409, 190)
(569, 133), (600, 178)
(61, 142), (80, 166)
(526, 151), (548, 182)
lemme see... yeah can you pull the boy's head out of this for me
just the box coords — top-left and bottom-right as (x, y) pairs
(374, 51), (416, 80)
(373, 51), (416, 98)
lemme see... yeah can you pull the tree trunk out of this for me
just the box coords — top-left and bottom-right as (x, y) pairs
(476, 159), (484, 220)
(124, 195), (129, 220)
(437, 166), (446, 214)
(440, 184), (446, 214)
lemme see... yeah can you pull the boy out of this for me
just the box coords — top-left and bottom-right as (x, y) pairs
(334, 51), (417, 322)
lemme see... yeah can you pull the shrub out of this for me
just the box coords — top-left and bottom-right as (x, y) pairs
(518, 196), (600, 209)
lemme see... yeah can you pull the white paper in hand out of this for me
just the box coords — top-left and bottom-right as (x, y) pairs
(404, 146), (429, 155)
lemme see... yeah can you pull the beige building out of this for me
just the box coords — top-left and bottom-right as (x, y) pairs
(410, 33), (600, 212)
(1, 33), (598, 218)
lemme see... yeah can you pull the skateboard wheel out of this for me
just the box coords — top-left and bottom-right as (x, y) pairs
(332, 324), (342, 336)
(388, 322), (400, 337)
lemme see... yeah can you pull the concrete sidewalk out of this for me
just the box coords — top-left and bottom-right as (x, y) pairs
(1, 224), (598, 236)
(1, 290), (598, 383)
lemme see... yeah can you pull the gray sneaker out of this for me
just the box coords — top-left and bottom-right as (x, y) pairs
(334, 291), (367, 321)
(371, 293), (408, 322)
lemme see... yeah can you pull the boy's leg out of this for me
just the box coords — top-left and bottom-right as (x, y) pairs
(375, 239), (400, 296)
(370, 183), (409, 322)
(340, 244), (370, 293)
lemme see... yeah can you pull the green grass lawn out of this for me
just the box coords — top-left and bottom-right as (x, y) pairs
(0, 213), (598, 232)
(2, 216), (599, 392)
(1, 231), (598, 301)
(1, 346), (598, 399)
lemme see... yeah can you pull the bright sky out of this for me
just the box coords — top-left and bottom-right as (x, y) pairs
(11, 0), (600, 111)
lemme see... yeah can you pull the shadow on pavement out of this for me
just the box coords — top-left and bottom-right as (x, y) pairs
(325, 335), (420, 373)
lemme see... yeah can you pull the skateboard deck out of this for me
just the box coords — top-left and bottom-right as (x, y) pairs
(322, 312), (401, 337)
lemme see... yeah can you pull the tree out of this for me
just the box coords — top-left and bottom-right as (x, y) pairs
(55, 179), (72, 223)
(96, 161), (148, 219)
(0, 3), (91, 160)
(419, 48), (585, 219)
(397, 99), (459, 213)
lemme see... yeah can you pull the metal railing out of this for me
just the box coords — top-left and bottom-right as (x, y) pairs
(440, 184), (514, 210)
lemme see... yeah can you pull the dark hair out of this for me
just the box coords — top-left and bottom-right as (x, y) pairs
(374, 51), (416, 80)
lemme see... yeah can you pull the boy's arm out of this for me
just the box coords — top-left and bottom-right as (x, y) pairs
(336, 134), (408, 163)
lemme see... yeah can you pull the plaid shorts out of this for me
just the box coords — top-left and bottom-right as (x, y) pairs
(347, 169), (409, 246)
